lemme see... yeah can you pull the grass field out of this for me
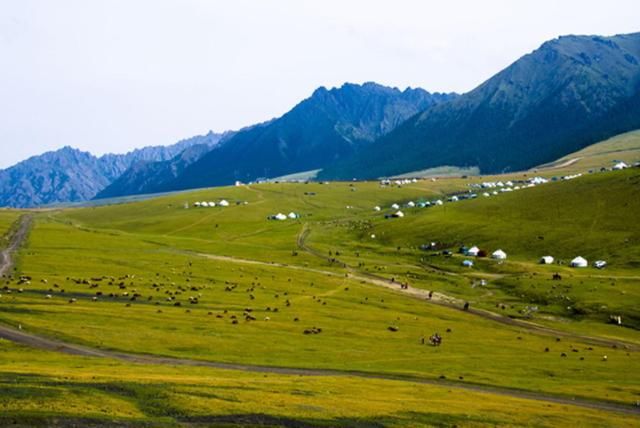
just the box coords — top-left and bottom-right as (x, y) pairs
(1, 137), (640, 426)
(535, 129), (640, 175)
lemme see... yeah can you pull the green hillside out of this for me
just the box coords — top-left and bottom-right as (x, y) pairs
(536, 129), (640, 174)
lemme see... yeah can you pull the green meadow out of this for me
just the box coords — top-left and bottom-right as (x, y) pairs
(1, 145), (640, 426)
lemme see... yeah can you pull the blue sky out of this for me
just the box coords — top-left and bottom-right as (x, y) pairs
(0, 0), (638, 168)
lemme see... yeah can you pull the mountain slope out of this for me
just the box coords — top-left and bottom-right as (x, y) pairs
(164, 82), (456, 190)
(94, 135), (224, 199)
(319, 33), (640, 179)
(0, 132), (225, 208)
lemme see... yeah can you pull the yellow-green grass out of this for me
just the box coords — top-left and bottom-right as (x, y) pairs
(2, 163), (640, 425)
(535, 129), (640, 175)
(0, 341), (637, 427)
(305, 169), (640, 335)
(0, 209), (21, 242)
(1, 215), (638, 406)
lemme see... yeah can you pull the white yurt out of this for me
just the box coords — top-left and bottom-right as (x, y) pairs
(570, 256), (588, 268)
(373, 206), (381, 211)
(434, 200), (444, 206)
(219, 200), (230, 207)
(391, 203), (400, 210)
(540, 256), (555, 264)
(208, 201), (216, 207)
(274, 213), (287, 221)
(407, 201), (416, 207)
(288, 212), (298, 219)
(492, 249), (507, 260)
(394, 210), (405, 218)
(612, 162), (628, 170)
(467, 246), (480, 257)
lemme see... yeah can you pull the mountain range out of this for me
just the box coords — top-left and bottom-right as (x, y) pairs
(1, 31), (639, 207)
(319, 33), (640, 179)
(158, 83), (455, 192)
(0, 132), (225, 208)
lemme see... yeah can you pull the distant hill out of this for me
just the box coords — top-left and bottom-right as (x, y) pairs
(162, 82), (456, 191)
(0, 131), (225, 208)
(319, 33), (640, 180)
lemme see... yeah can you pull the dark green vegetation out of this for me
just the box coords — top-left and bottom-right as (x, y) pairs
(321, 33), (640, 179)
(1, 155), (639, 426)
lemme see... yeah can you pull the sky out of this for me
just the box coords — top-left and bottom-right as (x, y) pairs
(0, 0), (638, 168)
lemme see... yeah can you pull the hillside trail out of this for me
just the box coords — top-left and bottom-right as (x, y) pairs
(0, 214), (32, 277)
(2, 215), (640, 415)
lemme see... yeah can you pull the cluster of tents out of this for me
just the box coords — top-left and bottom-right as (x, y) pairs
(193, 200), (230, 208)
(561, 256), (607, 269)
(268, 212), (300, 221)
(461, 246), (507, 266)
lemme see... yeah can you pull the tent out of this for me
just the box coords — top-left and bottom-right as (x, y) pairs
(391, 203), (400, 210)
(208, 201), (216, 207)
(393, 210), (405, 218)
(407, 201), (416, 207)
(288, 212), (299, 219)
(373, 206), (381, 211)
(219, 200), (230, 207)
(274, 213), (287, 221)
(540, 256), (554, 264)
(434, 200), (444, 206)
(492, 249), (507, 260)
(462, 260), (474, 267)
(467, 246), (480, 257)
(570, 256), (588, 268)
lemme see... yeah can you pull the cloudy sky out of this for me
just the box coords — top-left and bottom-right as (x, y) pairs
(0, 0), (638, 168)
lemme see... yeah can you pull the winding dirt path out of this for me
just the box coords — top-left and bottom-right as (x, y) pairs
(0, 215), (32, 277)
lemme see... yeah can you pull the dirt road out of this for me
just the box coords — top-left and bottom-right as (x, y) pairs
(0, 215), (32, 277)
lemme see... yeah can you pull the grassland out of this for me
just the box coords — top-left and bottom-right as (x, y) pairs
(1, 143), (640, 426)
(535, 129), (640, 175)
(3, 341), (638, 427)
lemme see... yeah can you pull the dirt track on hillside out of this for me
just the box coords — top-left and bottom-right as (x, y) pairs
(0, 215), (32, 277)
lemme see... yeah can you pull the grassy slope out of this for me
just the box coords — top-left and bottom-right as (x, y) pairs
(535, 129), (640, 174)
(1, 153), (640, 424)
(309, 169), (640, 338)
